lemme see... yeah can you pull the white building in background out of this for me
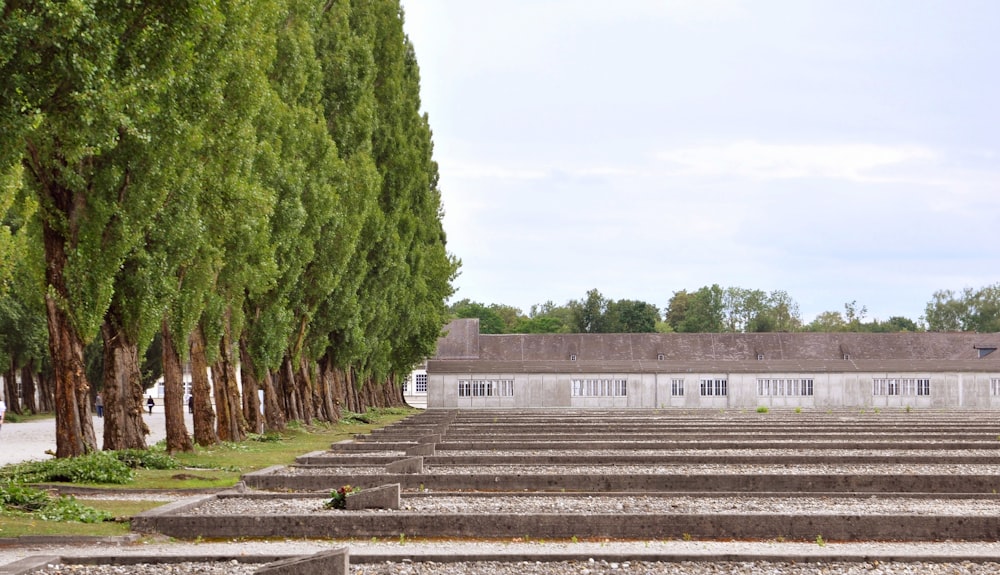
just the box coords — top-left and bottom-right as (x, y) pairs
(426, 319), (1000, 410)
(403, 365), (428, 408)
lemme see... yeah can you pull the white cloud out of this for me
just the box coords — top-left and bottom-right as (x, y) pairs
(656, 141), (936, 182)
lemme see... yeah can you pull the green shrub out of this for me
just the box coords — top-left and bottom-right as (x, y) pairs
(114, 449), (180, 470)
(36, 496), (112, 523)
(0, 483), (50, 513)
(9, 451), (134, 484)
(0, 484), (111, 523)
(247, 432), (283, 443)
(756, 406), (769, 413)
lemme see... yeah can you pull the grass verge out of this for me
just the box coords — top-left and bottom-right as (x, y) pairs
(0, 407), (417, 537)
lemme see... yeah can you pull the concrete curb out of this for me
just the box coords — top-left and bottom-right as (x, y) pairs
(244, 471), (1000, 493)
(133, 511), (1000, 541)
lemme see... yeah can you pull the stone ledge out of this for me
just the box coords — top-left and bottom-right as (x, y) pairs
(386, 457), (423, 474)
(254, 548), (348, 575)
(346, 484), (400, 510)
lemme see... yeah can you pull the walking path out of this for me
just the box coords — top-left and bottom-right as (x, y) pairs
(0, 411), (193, 467)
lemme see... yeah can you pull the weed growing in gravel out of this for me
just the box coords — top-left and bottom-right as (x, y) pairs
(794, 407), (802, 414)
(816, 534), (826, 547)
(399, 533), (406, 545)
(756, 406), (769, 413)
(682, 533), (692, 541)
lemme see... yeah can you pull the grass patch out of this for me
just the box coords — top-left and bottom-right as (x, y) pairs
(3, 407), (416, 491)
(0, 492), (163, 538)
(0, 406), (418, 536)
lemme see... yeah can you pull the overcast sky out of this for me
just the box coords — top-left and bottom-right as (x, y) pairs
(400, 1), (1000, 325)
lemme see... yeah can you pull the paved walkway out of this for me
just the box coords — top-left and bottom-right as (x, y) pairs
(0, 410), (193, 467)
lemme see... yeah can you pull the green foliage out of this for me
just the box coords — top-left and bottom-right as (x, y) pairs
(0, 483), (50, 513)
(925, 284), (1000, 332)
(756, 406), (769, 413)
(324, 485), (361, 509)
(0, 448), (181, 485)
(113, 449), (180, 471)
(0, 483), (111, 523)
(451, 299), (506, 334)
(247, 431), (284, 443)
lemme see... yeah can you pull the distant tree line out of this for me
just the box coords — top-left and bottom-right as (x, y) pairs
(451, 283), (1000, 335)
(0, 0), (458, 457)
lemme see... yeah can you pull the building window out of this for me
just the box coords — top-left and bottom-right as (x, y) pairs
(415, 373), (428, 393)
(571, 378), (628, 397)
(700, 378), (727, 397)
(458, 379), (514, 398)
(757, 378), (813, 396)
(873, 378), (928, 396)
(671, 378), (684, 397)
(992, 378), (1000, 396)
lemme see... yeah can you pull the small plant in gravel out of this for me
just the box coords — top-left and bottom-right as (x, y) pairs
(682, 533), (692, 541)
(756, 406), (769, 413)
(816, 534), (826, 547)
(794, 407), (802, 414)
(324, 485), (361, 509)
(399, 532), (406, 545)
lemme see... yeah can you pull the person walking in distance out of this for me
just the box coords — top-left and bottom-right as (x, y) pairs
(95, 393), (104, 418)
(146, 395), (155, 415)
(0, 397), (6, 434)
(188, 394), (194, 414)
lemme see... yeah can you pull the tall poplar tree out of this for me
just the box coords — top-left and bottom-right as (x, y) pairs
(0, 1), (224, 456)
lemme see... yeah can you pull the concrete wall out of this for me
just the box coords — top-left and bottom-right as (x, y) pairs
(430, 371), (1000, 409)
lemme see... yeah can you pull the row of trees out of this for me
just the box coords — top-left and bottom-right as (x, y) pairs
(453, 284), (1000, 335)
(0, 0), (457, 457)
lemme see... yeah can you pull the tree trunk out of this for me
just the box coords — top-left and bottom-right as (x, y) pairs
(212, 322), (246, 442)
(100, 318), (149, 450)
(189, 328), (218, 447)
(45, 292), (97, 457)
(21, 360), (38, 414)
(261, 368), (286, 432)
(161, 321), (193, 453)
(4, 366), (19, 415)
(295, 355), (314, 426)
(237, 334), (262, 435)
(38, 366), (56, 413)
(317, 356), (340, 423)
(279, 355), (300, 422)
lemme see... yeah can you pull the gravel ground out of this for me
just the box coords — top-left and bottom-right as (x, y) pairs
(23, 559), (1000, 575)
(28, 560), (261, 575)
(336, 448), (1000, 457)
(351, 559), (1000, 575)
(11, 539), (1000, 575)
(279, 463), (1000, 475)
(186, 494), (1000, 516)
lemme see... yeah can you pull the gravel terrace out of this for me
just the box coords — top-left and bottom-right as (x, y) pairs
(279, 463), (1000, 475)
(319, 448), (1000, 458)
(186, 494), (1000, 516)
(23, 559), (1000, 575)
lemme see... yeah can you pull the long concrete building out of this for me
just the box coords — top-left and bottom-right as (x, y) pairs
(425, 319), (1000, 409)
